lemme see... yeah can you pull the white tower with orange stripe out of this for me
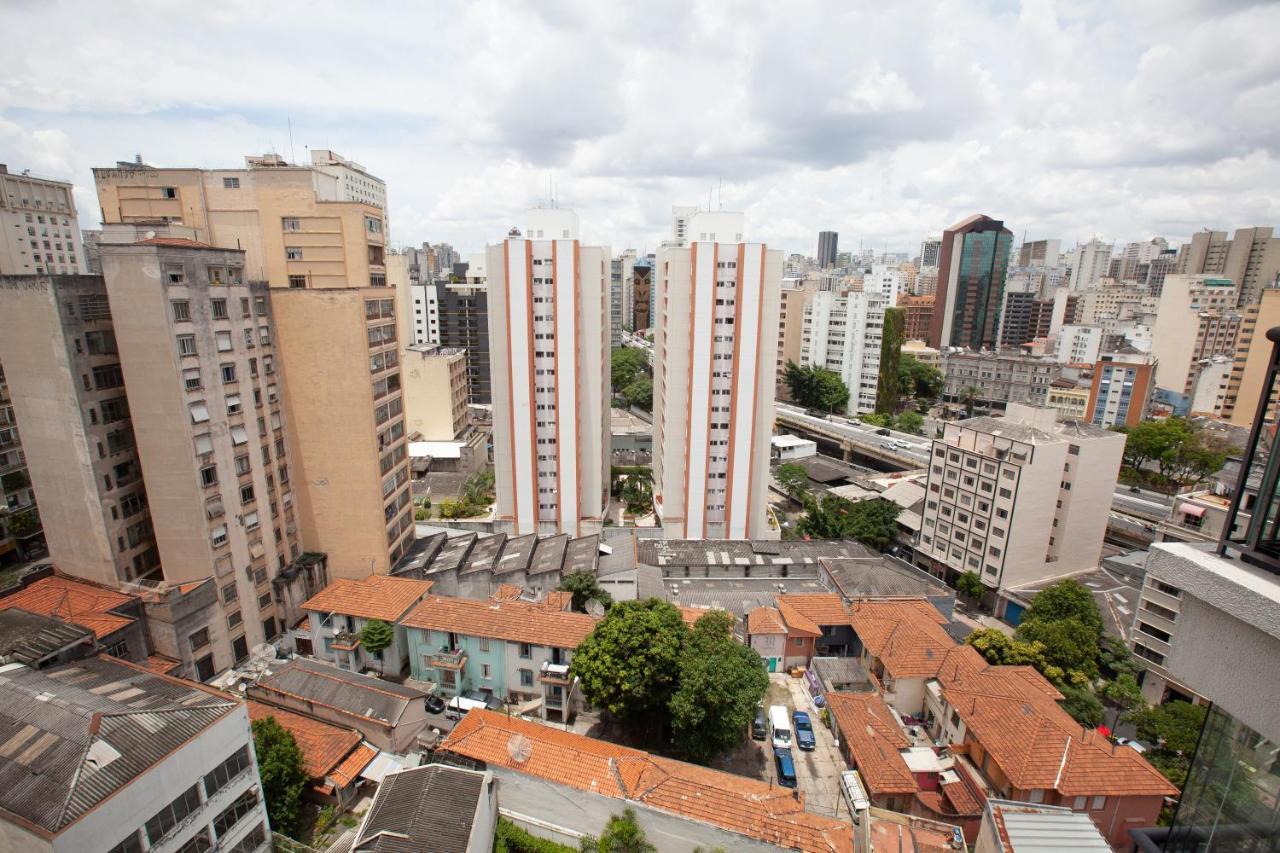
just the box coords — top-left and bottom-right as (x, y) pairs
(487, 210), (611, 536)
(653, 211), (782, 539)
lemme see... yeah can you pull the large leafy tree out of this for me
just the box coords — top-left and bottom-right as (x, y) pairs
(620, 376), (653, 411)
(1015, 580), (1105, 685)
(558, 570), (613, 613)
(611, 347), (650, 394)
(1059, 686), (1105, 728)
(797, 495), (901, 550)
(581, 808), (657, 853)
(252, 716), (308, 838)
(875, 307), (905, 415)
(895, 411), (925, 435)
(669, 611), (769, 764)
(965, 627), (1047, 667)
(783, 360), (851, 413)
(954, 570), (985, 602)
(1125, 701), (1208, 789)
(1021, 579), (1104, 638)
(897, 355), (944, 410)
(570, 599), (687, 724)
(774, 462), (811, 500)
(359, 619), (395, 673)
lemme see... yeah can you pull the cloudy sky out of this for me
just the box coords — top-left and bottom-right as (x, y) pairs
(3, 0), (1278, 258)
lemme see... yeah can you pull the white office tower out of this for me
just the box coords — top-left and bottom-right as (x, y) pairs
(487, 210), (610, 536)
(800, 289), (888, 415)
(864, 264), (902, 306)
(919, 235), (943, 269)
(1069, 238), (1114, 291)
(653, 211), (782, 539)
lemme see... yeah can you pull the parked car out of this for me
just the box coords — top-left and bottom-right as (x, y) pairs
(874, 428), (891, 436)
(751, 705), (768, 741)
(1115, 737), (1148, 754)
(793, 711), (816, 751)
(773, 747), (797, 788)
(892, 439), (910, 449)
(425, 693), (446, 714)
(769, 705), (793, 750)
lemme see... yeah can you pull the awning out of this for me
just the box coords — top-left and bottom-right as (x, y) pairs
(1179, 503), (1207, 519)
(358, 751), (403, 783)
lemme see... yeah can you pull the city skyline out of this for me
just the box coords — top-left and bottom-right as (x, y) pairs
(3, 2), (1279, 256)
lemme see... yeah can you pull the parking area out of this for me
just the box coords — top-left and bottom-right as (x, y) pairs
(712, 674), (850, 819)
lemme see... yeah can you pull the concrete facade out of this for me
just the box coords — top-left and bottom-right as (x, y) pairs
(401, 344), (468, 441)
(800, 289), (888, 415)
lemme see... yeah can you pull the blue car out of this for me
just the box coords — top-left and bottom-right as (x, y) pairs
(793, 711), (816, 751)
(773, 747), (797, 788)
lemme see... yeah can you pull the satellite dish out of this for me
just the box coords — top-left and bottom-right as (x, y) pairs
(585, 599), (606, 617)
(507, 734), (532, 764)
(250, 643), (278, 664)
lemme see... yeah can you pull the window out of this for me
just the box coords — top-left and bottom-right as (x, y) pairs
(478, 637), (490, 652)
(164, 263), (187, 285)
(172, 299), (191, 321)
(226, 394), (243, 416)
(200, 464), (218, 487)
(286, 247), (303, 260)
(240, 484), (254, 504)
(211, 298), (228, 319)
(190, 402), (210, 423)
(288, 274), (307, 289)
(235, 454), (251, 475)
(998, 488), (1012, 498)
(195, 433), (214, 456)
(244, 511), (259, 531)
(519, 642), (532, 659)
(223, 176), (240, 189)
(144, 784), (202, 845)
(230, 425), (248, 445)
(216, 331), (233, 352)
(212, 788), (259, 839)
(1091, 796), (1106, 810)
(1073, 796), (1087, 811)
(211, 524), (228, 546)
(107, 832), (143, 853)
(221, 363), (237, 383)
(177, 334), (197, 356)
(282, 217), (301, 232)
(175, 832), (211, 853)
(228, 610), (243, 628)
(519, 668), (534, 687)
(481, 663), (492, 679)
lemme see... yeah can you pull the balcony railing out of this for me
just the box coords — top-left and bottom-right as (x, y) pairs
(430, 647), (467, 669)
(539, 661), (571, 684)
(330, 631), (361, 652)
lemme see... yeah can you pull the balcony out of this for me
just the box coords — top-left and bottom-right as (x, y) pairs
(331, 630), (361, 652)
(539, 661), (571, 685)
(430, 647), (467, 670)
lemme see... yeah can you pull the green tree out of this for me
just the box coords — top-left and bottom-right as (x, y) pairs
(7, 509), (39, 536)
(895, 411), (924, 435)
(461, 469), (496, 507)
(558, 570), (614, 613)
(1117, 419), (1191, 471)
(954, 570), (985, 602)
(611, 347), (650, 394)
(774, 462), (810, 500)
(1160, 434), (1228, 489)
(621, 376), (653, 411)
(571, 600), (687, 725)
(495, 817), (578, 852)
(581, 808), (656, 853)
(1125, 701), (1208, 789)
(860, 412), (893, 428)
(783, 360), (851, 412)
(797, 496), (901, 549)
(1059, 686), (1105, 728)
(1016, 615), (1101, 685)
(897, 355), (944, 410)
(252, 716), (308, 838)
(875, 307), (905, 415)
(1100, 636), (1144, 681)
(960, 385), (980, 418)
(1021, 579), (1104, 639)
(1101, 673), (1146, 723)
(965, 628), (1046, 667)
(669, 611), (769, 764)
(358, 619), (395, 673)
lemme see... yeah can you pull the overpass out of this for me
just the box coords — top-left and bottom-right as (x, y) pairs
(774, 404), (931, 471)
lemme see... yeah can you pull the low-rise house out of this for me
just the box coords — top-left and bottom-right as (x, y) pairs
(346, 764), (497, 853)
(0, 571), (149, 663)
(440, 709), (855, 853)
(745, 603), (819, 672)
(776, 593), (860, 657)
(0, 656), (269, 853)
(298, 575), (434, 675)
(974, 799), (1111, 852)
(401, 594), (598, 722)
(246, 701), (376, 808)
(246, 657), (429, 753)
(847, 599), (960, 715)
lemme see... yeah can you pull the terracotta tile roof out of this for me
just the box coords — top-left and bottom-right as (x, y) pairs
(442, 710), (853, 853)
(302, 575), (434, 622)
(492, 584), (524, 601)
(775, 598), (823, 636)
(775, 593), (850, 626)
(541, 590), (574, 612)
(0, 575), (136, 639)
(937, 660), (1177, 798)
(747, 606), (788, 635)
(142, 654), (183, 675)
(403, 595), (598, 649)
(938, 775), (983, 816)
(329, 743), (376, 788)
(847, 599), (956, 679)
(677, 605), (728, 628)
(825, 692), (918, 796)
(247, 700), (364, 782)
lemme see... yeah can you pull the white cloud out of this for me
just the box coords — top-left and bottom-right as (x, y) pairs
(1, 0), (1277, 256)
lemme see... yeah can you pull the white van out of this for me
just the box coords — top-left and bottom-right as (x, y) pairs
(769, 705), (792, 750)
(444, 695), (490, 721)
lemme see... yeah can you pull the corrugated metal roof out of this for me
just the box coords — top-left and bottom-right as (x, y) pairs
(0, 657), (234, 832)
(997, 807), (1111, 851)
(353, 764), (487, 852)
(249, 658), (425, 726)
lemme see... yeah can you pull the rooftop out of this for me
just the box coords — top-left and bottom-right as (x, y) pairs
(640, 538), (871, 569)
(401, 595), (599, 649)
(248, 658), (426, 727)
(0, 609), (93, 667)
(246, 700), (365, 783)
(302, 575), (434, 622)
(821, 556), (952, 600)
(441, 710), (853, 853)
(985, 799), (1111, 852)
(825, 692), (916, 795)
(847, 600), (961, 679)
(0, 657), (234, 833)
(351, 764), (490, 853)
(0, 574), (137, 640)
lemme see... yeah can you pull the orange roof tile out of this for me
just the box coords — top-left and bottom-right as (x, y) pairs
(403, 595), (598, 649)
(247, 701), (364, 781)
(937, 659), (1177, 798)
(775, 598), (823, 636)
(847, 599), (955, 679)
(825, 692), (918, 796)
(0, 575), (136, 639)
(492, 584), (524, 601)
(302, 575), (434, 622)
(775, 593), (849, 625)
(541, 590), (574, 612)
(329, 743), (376, 788)
(747, 606), (788, 635)
(142, 654), (183, 675)
(677, 605), (728, 628)
(443, 710), (853, 853)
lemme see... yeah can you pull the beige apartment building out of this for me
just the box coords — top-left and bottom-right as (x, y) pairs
(93, 152), (413, 576)
(401, 344), (469, 441)
(487, 209), (610, 536)
(1177, 226), (1280, 307)
(916, 404), (1124, 616)
(1150, 275), (1241, 402)
(1221, 287), (1280, 426)
(653, 211), (782, 539)
(775, 280), (820, 400)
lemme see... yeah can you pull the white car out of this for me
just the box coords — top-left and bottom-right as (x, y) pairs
(1115, 737), (1148, 754)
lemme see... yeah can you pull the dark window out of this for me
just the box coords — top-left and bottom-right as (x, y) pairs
(232, 634), (249, 662)
(144, 784), (201, 844)
(212, 789), (259, 839)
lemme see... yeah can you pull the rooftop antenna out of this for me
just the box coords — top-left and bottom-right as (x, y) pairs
(287, 117), (296, 165)
(708, 185), (713, 211)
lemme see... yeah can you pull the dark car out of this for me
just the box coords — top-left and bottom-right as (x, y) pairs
(425, 694), (446, 714)
(773, 747), (797, 788)
(793, 711), (816, 751)
(751, 705), (768, 740)
(875, 427), (891, 436)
